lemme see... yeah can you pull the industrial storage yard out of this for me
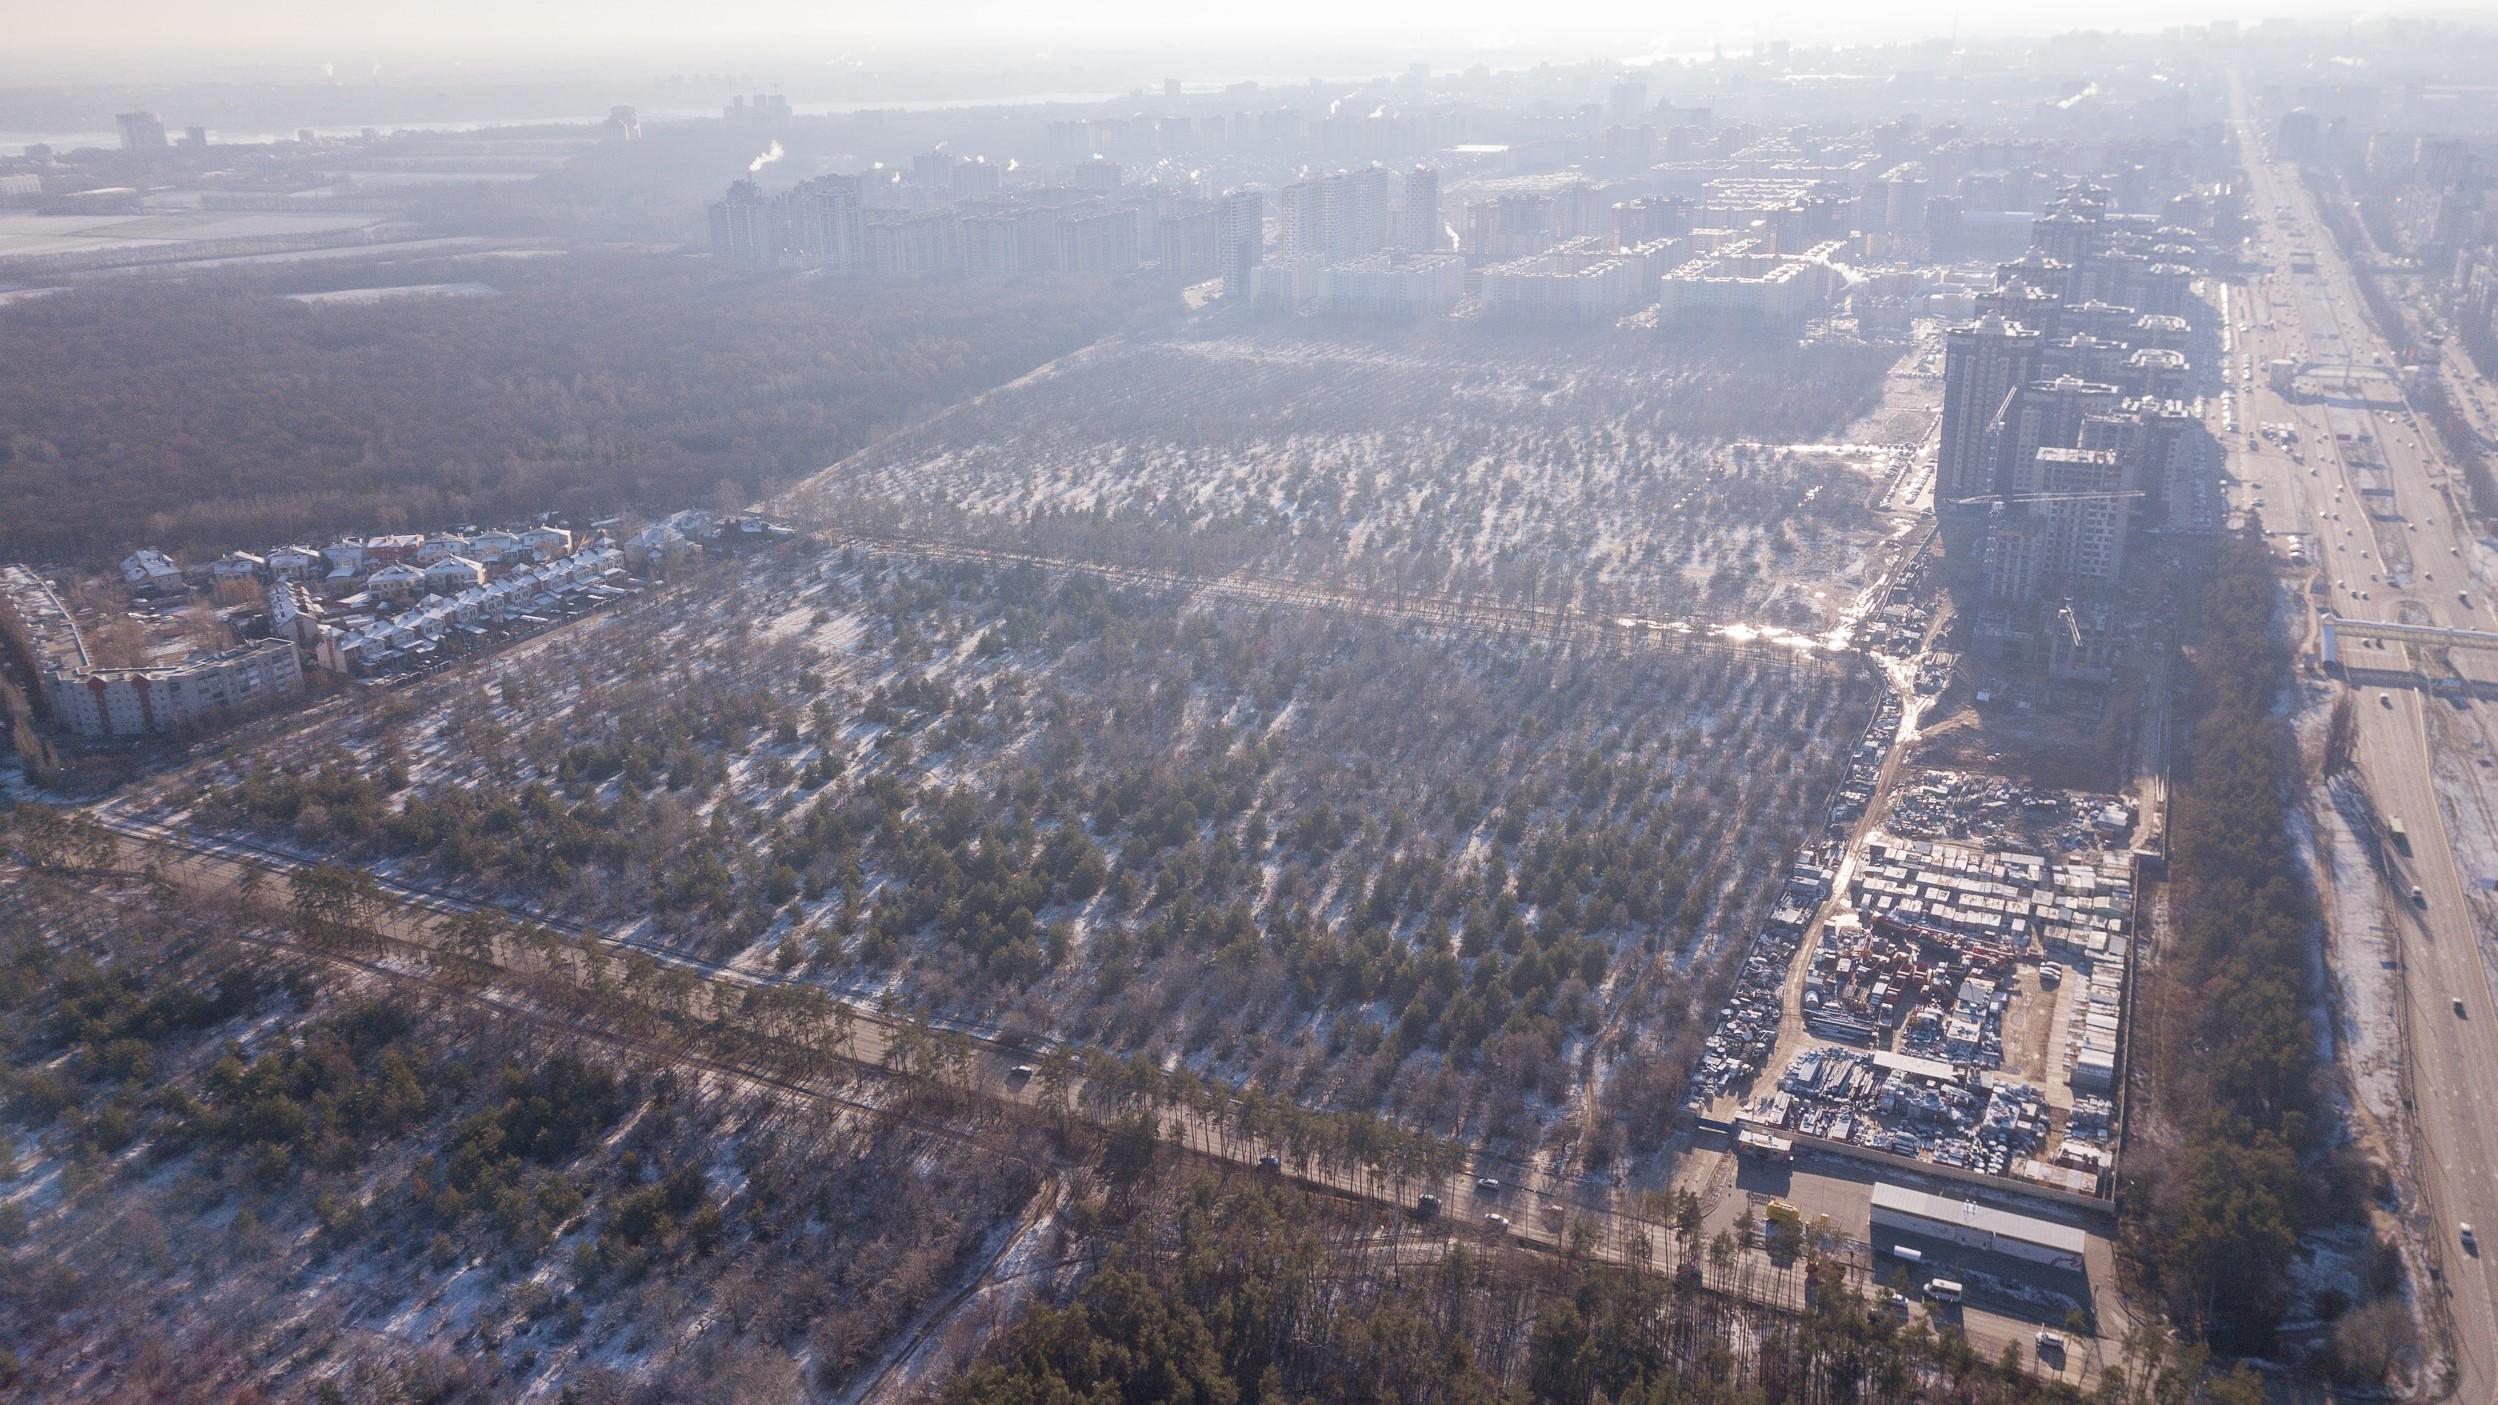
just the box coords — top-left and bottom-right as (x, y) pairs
(1685, 751), (2140, 1228)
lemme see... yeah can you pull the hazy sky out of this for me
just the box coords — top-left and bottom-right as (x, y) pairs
(5, 0), (2450, 79)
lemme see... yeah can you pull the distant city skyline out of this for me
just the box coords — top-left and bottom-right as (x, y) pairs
(6, 0), (2466, 84)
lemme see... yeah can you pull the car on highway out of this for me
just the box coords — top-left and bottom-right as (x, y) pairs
(1413, 1194), (1440, 1220)
(1008, 1063), (1035, 1080)
(1483, 1212), (1508, 1230)
(2035, 1330), (2067, 1356)
(2464, 1224), (2478, 1255)
(1476, 1177), (1501, 1194)
(2382, 694), (2395, 708)
(2457, 997), (2469, 1017)
(2411, 884), (2427, 907)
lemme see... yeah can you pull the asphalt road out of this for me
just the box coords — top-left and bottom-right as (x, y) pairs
(2228, 82), (2498, 1398)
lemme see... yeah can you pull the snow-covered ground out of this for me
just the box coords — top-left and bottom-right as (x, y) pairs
(795, 328), (1905, 632)
(2308, 781), (2406, 1124)
(132, 543), (1880, 1146)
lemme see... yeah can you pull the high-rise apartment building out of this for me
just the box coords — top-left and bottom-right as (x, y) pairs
(2100, 398), (2198, 526)
(1401, 167), (1442, 251)
(1937, 314), (2043, 558)
(952, 160), (1001, 200)
(115, 111), (169, 151)
(724, 94), (792, 125)
(1608, 78), (1649, 124)
(1058, 208), (1139, 274)
(1333, 166), (1391, 260)
(1982, 447), (2134, 603)
(783, 176), (864, 273)
(863, 210), (964, 277)
(1279, 168), (1395, 261)
(961, 212), (1030, 278)
(1279, 180), (1326, 259)
(708, 176), (863, 271)
(1217, 190), (1262, 298)
(1942, 182), (2209, 671)
(1613, 195), (1694, 245)
(1156, 201), (1222, 279)
(1981, 376), (2123, 498)
(707, 179), (774, 265)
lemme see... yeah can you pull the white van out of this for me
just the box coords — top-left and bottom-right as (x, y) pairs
(1922, 1279), (1964, 1304)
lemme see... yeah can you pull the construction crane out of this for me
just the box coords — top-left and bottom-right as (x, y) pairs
(2057, 603), (2085, 650)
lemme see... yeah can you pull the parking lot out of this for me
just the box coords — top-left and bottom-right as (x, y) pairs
(1679, 1140), (2120, 1380)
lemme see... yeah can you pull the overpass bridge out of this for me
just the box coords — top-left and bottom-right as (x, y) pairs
(2318, 611), (2498, 667)
(2266, 355), (2405, 398)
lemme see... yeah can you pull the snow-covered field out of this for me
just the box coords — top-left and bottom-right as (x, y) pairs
(797, 327), (1906, 631)
(0, 889), (1045, 1403)
(146, 542), (1879, 1142)
(2307, 782), (2404, 1123)
(0, 209), (394, 260)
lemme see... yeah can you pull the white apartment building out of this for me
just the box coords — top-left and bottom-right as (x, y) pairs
(42, 638), (305, 738)
(1657, 239), (1848, 326)
(1314, 253), (1465, 318)
(1480, 254), (1649, 320)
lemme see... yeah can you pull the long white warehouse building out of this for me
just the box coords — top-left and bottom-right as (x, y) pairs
(1869, 1182), (2088, 1272)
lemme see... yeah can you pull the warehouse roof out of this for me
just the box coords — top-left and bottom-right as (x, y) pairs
(1870, 1183), (2089, 1255)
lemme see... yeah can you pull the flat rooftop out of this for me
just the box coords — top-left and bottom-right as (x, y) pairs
(1870, 1181), (2089, 1255)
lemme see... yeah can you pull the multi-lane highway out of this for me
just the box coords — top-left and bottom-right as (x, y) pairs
(2228, 81), (2498, 1398)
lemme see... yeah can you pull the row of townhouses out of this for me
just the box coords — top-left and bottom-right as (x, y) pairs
(271, 542), (631, 677)
(132, 525), (579, 599)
